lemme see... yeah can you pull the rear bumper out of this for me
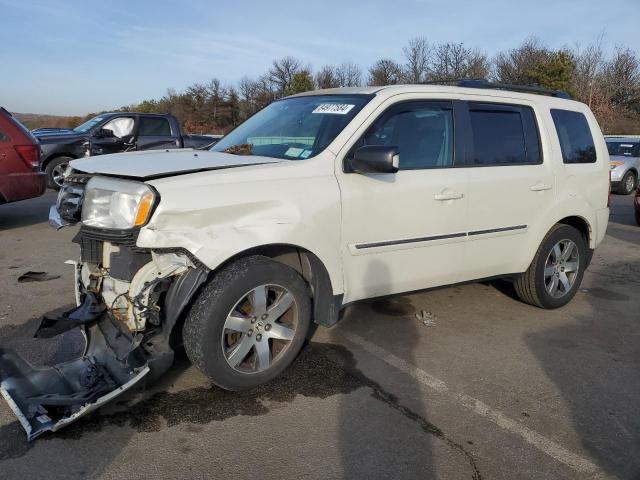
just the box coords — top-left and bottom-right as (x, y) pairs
(0, 172), (46, 203)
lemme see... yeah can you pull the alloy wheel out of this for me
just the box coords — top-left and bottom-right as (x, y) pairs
(221, 284), (298, 374)
(52, 163), (69, 188)
(544, 239), (580, 298)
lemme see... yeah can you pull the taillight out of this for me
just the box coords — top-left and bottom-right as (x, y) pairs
(607, 170), (611, 208)
(14, 145), (40, 169)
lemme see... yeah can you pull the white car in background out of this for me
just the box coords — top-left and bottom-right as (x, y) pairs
(606, 136), (640, 195)
(2, 80), (610, 440)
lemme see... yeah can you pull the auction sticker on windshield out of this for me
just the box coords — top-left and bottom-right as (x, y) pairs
(312, 103), (355, 114)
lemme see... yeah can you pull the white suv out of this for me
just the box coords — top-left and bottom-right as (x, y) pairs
(2, 81), (610, 439)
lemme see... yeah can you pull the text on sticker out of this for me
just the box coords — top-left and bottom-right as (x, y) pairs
(312, 104), (355, 115)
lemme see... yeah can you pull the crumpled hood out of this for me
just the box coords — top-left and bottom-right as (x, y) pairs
(70, 149), (284, 179)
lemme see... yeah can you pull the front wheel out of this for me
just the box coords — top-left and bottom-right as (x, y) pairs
(183, 256), (312, 390)
(619, 171), (637, 195)
(514, 224), (587, 309)
(44, 156), (73, 190)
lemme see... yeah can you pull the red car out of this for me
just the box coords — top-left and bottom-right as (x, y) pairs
(0, 107), (46, 204)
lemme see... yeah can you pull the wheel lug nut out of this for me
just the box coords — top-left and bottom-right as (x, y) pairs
(261, 314), (268, 320)
(247, 329), (253, 337)
(251, 317), (256, 324)
(265, 324), (271, 331)
(256, 334), (262, 341)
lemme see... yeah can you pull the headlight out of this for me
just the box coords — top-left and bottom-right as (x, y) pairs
(82, 177), (157, 229)
(610, 161), (624, 170)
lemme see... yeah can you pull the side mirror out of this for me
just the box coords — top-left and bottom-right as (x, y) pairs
(95, 128), (115, 138)
(346, 145), (399, 174)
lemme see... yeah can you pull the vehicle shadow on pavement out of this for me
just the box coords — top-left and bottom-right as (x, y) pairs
(338, 259), (436, 479)
(526, 255), (640, 479)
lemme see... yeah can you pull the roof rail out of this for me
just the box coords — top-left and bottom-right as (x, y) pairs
(421, 78), (571, 100)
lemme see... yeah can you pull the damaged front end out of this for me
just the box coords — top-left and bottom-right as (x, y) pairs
(1, 174), (208, 440)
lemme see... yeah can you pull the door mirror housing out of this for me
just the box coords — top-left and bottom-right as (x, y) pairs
(346, 145), (399, 174)
(94, 128), (115, 139)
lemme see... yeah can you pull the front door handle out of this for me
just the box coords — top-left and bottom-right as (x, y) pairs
(434, 192), (464, 201)
(530, 182), (552, 192)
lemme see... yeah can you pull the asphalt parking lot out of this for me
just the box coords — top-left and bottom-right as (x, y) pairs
(0, 192), (638, 480)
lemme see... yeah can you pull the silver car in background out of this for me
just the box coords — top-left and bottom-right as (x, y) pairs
(606, 136), (640, 195)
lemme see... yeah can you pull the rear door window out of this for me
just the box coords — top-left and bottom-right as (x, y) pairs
(550, 109), (596, 164)
(467, 103), (541, 166)
(138, 117), (172, 137)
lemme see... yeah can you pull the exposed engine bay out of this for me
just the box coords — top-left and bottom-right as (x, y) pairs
(0, 173), (209, 440)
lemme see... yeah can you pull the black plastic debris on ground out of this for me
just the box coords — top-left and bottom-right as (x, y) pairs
(17, 272), (61, 283)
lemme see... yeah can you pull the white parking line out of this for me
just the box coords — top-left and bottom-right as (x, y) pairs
(344, 332), (603, 476)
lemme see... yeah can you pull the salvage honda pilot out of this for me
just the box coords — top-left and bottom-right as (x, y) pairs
(0, 80), (610, 440)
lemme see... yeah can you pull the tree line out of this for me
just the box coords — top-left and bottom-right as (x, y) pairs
(57, 36), (640, 134)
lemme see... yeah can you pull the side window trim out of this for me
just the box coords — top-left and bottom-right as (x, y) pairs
(461, 101), (543, 167)
(344, 99), (460, 171)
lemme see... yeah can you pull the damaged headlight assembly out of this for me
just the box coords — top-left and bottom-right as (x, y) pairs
(82, 177), (157, 229)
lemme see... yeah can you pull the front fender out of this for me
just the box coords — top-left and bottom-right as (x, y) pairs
(139, 164), (344, 294)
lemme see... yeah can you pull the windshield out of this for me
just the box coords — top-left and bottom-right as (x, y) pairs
(211, 94), (372, 160)
(607, 140), (640, 158)
(74, 116), (106, 133)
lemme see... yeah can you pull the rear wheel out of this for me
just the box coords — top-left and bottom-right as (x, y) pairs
(619, 171), (637, 195)
(44, 156), (73, 190)
(514, 224), (586, 309)
(183, 256), (311, 390)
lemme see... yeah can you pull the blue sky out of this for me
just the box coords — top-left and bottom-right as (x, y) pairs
(1, 0), (638, 115)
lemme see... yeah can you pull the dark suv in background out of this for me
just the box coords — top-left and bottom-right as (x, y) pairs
(0, 108), (45, 205)
(36, 112), (219, 189)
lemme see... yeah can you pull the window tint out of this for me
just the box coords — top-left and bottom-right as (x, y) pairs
(360, 101), (454, 169)
(550, 109), (596, 164)
(606, 140), (640, 158)
(139, 117), (172, 137)
(468, 103), (541, 166)
(102, 117), (135, 138)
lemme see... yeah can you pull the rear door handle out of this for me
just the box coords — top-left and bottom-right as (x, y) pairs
(434, 192), (464, 201)
(530, 183), (552, 192)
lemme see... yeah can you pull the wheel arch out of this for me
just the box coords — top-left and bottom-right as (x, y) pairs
(41, 152), (78, 170)
(212, 243), (341, 328)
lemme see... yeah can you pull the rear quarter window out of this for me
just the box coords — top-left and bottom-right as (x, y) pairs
(550, 109), (596, 164)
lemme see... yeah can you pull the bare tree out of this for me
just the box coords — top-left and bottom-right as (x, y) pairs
(402, 37), (430, 82)
(368, 58), (403, 86)
(430, 42), (489, 81)
(315, 65), (339, 89)
(336, 62), (362, 87)
(603, 47), (640, 113)
(269, 56), (304, 95)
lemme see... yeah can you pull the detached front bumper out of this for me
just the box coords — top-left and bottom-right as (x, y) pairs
(0, 312), (151, 441)
(2, 201), (208, 441)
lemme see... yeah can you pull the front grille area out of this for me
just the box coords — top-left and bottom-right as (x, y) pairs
(73, 226), (143, 265)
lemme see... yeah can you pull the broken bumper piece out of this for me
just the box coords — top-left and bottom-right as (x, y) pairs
(0, 315), (155, 441)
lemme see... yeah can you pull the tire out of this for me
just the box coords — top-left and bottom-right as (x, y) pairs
(44, 156), (73, 190)
(514, 224), (586, 309)
(183, 255), (312, 390)
(619, 171), (637, 195)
